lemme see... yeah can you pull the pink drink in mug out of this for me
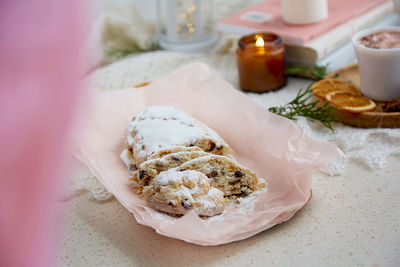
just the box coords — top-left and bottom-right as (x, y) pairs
(352, 26), (400, 101)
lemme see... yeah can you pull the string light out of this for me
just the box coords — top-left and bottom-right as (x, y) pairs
(176, 2), (199, 37)
(157, 0), (216, 51)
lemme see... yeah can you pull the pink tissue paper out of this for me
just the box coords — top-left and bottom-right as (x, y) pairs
(72, 63), (340, 246)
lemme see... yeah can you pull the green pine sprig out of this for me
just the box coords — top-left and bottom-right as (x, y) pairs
(285, 65), (328, 81)
(106, 41), (161, 59)
(268, 84), (337, 131)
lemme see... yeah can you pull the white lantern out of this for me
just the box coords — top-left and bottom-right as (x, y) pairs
(156, 0), (217, 52)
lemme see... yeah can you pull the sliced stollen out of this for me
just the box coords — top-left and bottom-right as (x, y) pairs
(121, 146), (202, 173)
(147, 146), (203, 161)
(177, 155), (259, 198)
(131, 150), (209, 188)
(142, 169), (225, 217)
(123, 106), (233, 167)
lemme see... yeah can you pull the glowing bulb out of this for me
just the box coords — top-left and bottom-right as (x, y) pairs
(255, 37), (264, 47)
(188, 4), (197, 13)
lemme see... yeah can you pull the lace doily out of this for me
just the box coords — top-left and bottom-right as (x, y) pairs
(63, 156), (113, 201)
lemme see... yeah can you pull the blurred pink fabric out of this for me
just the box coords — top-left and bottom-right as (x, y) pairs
(0, 1), (83, 266)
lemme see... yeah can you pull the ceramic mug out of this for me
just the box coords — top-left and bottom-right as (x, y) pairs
(281, 0), (328, 24)
(393, 0), (400, 13)
(352, 26), (400, 101)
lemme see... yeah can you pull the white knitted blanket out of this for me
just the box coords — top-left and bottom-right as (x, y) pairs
(68, 0), (400, 201)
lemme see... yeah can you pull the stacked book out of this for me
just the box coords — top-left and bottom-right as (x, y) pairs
(218, 0), (398, 71)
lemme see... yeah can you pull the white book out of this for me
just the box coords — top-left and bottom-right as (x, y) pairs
(288, 13), (400, 72)
(285, 2), (394, 63)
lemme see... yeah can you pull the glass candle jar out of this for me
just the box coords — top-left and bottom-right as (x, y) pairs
(156, 0), (217, 52)
(237, 33), (286, 92)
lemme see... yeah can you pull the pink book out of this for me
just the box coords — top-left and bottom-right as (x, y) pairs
(218, 0), (389, 45)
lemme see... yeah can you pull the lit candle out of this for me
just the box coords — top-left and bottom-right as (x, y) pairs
(255, 36), (264, 47)
(237, 33), (286, 92)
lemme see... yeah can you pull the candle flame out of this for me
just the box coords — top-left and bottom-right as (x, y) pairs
(255, 37), (264, 47)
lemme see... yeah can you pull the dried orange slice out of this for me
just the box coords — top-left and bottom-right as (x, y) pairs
(134, 81), (151, 88)
(311, 79), (361, 99)
(325, 91), (376, 113)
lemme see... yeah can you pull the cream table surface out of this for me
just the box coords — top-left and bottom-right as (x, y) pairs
(56, 143), (400, 267)
(55, 1), (400, 265)
(55, 76), (400, 267)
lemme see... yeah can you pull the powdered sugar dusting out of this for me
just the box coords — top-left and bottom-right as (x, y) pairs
(138, 150), (205, 170)
(120, 149), (134, 171)
(153, 169), (200, 186)
(150, 169), (225, 216)
(130, 119), (205, 161)
(126, 106), (229, 165)
(134, 106), (198, 126)
(180, 154), (233, 166)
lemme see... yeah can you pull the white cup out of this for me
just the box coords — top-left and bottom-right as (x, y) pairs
(352, 26), (400, 101)
(282, 0), (328, 25)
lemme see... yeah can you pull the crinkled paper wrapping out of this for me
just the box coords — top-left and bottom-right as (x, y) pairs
(72, 63), (340, 246)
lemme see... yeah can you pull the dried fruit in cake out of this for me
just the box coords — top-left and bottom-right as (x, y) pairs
(122, 106), (233, 167)
(147, 146), (203, 161)
(142, 169), (225, 217)
(325, 91), (376, 113)
(311, 79), (361, 100)
(121, 146), (203, 173)
(131, 150), (209, 188)
(177, 155), (258, 198)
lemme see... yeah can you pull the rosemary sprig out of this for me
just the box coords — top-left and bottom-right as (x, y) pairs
(106, 41), (161, 59)
(285, 65), (328, 81)
(268, 84), (337, 131)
